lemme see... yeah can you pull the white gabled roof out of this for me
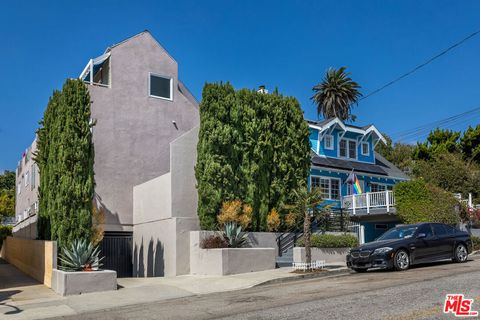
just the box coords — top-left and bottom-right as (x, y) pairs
(307, 117), (387, 145)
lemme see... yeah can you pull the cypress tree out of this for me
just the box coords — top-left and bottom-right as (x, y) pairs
(36, 79), (94, 245)
(195, 82), (241, 229)
(196, 84), (310, 231)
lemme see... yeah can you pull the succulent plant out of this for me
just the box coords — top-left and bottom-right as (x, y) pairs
(59, 239), (104, 272)
(222, 222), (249, 248)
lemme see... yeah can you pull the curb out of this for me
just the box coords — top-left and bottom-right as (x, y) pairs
(255, 267), (351, 287)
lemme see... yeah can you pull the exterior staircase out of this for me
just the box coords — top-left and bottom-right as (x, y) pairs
(275, 232), (303, 268)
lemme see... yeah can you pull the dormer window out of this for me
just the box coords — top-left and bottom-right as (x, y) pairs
(361, 142), (369, 156)
(149, 73), (173, 100)
(339, 139), (357, 160)
(324, 135), (334, 150)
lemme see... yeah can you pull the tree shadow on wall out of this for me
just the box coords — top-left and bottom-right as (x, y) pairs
(133, 238), (164, 277)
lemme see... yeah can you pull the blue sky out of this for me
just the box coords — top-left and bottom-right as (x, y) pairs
(1, 0), (479, 171)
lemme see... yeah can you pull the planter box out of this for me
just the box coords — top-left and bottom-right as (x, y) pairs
(293, 247), (350, 265)
(52, 269), (117, 296)
(190, 247), (276, 276)
(190, 231), (276, 276)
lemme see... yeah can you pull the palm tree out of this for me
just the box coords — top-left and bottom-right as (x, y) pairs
(285, 187), (326, 265)
(311, 67), (362, 122)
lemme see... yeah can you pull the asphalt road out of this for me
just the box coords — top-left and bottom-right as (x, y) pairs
(54, 257), (480, 320)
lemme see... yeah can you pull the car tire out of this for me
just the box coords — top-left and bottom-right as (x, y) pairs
(393, 249), (410, 271)
(453, 243), (468, 263)
(352, 268), (368, 273)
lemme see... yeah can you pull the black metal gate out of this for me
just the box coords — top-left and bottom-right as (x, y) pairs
(99, 232), (133, 277)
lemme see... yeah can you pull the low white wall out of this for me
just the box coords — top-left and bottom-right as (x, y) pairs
(52, 269), (117, 296)
(293, 247), (350, 265)
(190, 231), (276, 275)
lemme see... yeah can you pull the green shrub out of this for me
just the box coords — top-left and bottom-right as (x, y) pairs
(472, 236), (480, 251)
(394, 179), (460, 225)
(59, 239), (104, 271)
(297, 233), (358, 248)
(0, 225), (12, 250)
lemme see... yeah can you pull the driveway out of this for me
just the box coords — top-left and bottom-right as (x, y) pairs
(0, 259), (61, 317)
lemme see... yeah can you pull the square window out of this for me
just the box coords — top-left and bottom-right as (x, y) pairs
(324, 135), (334, 150)
(311, 176), (340, 200)
(361, 142), (369, 155)
(150, 74), (172, 100)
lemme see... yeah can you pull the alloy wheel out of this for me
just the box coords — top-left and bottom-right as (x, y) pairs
(395, 251), (409, 270)
(456, 244), (468, 262)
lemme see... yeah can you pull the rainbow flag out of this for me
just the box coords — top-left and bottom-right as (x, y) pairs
(346, 171), (363, 195)
(352, 174), (363, 195)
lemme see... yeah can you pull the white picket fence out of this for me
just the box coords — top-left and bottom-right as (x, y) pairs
(292, 260), (325, 271)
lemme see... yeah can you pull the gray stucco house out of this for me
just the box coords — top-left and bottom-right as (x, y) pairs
(14, 31), (200, 276)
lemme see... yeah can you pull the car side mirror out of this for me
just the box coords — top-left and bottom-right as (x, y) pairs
(417, 233), (426, 239)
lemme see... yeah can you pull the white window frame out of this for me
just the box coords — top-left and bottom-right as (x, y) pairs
(25, 170), (29, 187)
(310, 175), (341, 200)
(369, 182), (393, 193)
(324, 134), (334, 150)
(361, 142), (369, 156)
(338, 138), (357, 160)
(149, 72), (173, 101)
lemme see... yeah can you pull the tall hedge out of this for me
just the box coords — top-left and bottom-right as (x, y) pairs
(394, 179), (460, 225)
(36, 79), (94, 245)
(195, 83), (310, 231)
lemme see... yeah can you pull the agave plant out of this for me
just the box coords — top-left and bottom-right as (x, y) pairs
(59, 239), (104, 272)
(221, 222), (249, 248)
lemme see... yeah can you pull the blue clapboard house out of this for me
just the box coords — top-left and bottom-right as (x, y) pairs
(307, 117), (409, 243)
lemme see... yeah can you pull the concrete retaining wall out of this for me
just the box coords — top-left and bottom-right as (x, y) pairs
(2, 236), (57, 287)
(293, 247), (350, 265)
(192, 230), (289, 254)
(51, 269), (117, 296)
(190, 231), (276, 275)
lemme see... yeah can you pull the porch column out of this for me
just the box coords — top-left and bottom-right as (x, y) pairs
(366, 193), (370, 214)
(386, 191), (390, 212)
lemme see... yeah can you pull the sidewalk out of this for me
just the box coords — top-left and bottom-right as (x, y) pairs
(0, 264), (348, 320)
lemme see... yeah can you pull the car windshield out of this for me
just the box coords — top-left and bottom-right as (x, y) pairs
(377, 226), (418, 240)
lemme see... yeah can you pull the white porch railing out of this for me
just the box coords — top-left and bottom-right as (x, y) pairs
(341, 191), (395, 215)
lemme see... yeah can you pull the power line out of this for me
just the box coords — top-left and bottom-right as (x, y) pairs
(360, 29), (480, 101)
(391, 106), (480, 139)
(397, 116), (480, 143)
(395, 111), (480, 142)
(392, 106), (480, 142)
